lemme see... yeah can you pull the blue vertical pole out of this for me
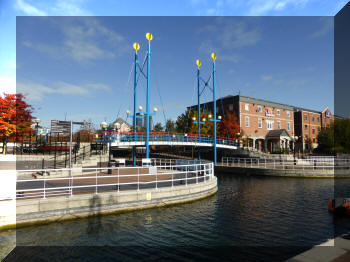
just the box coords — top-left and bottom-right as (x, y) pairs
(146, 39), (151, 159)
(197, 67), (201, 161)
(213, 59), (217, 165)
(133, 51), (138, 166)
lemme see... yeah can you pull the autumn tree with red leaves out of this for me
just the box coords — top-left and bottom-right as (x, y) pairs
(218, 111), (240, 139)
(0, 93), (34, 153)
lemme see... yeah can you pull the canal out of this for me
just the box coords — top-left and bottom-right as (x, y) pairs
(2, 172), (350, 261)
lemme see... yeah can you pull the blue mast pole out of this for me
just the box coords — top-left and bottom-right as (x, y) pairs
(145, 33), (153, 160)
(132, 43), (139, 166)
(212, 53), (217, 166)
(197, 61), (201, 161)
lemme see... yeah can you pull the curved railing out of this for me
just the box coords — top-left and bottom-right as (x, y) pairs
(15, 159), (214, 200)
(95, 132), (239, 147)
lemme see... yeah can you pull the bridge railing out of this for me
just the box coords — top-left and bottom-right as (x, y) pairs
(96, 132), (239, 147)
(14, 160), (214, 200)
(221, 157), (350, 170)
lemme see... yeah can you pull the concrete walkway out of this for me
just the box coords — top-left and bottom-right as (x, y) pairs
(286, 237), (350, 262)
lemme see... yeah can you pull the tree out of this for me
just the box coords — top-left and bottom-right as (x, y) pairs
(176, 110), (195, 133)
(0, 93), (33, 153)
(165, 119), (177, 132)
(218, 111), (240, 138)
(153, 122), (164, 132)
(315, 118), (350, 154)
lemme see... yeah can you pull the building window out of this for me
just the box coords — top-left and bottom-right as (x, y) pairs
(304, 125), (308, 130)
(266, 121), (273, 130)
(276, 109), (280, 116)
(312, 129), (315, 134)
(257, 106), (262, 113)
(258, 118), (262, 128)
(317, 126), (320, 132)
(245, 104), (249, 111)
(313, 138), (316, 143)
(312, 116), (314, 122)
(287, 111), (290, 118)
(277, 121), (281, 129)
(229, 104), (233, 111)
(245, 116), (250, 127)
(304, 114), (307, 120)
(287, 122), (291, 131)
(317, 117), (320, 122)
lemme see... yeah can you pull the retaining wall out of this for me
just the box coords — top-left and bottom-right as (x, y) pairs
(216, 166), (350, 178)
(0, 177), (217, 230)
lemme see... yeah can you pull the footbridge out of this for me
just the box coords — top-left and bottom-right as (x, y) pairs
(97, 132), (238, 150)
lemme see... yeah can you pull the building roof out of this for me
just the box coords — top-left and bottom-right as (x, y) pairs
(265, 129), (290, 138)
(239, 95), (294, 111)
(187, 94), (327, 114)
(110, 117), (131, 128)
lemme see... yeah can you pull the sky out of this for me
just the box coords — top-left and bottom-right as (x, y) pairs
(0, 0), (348, 129)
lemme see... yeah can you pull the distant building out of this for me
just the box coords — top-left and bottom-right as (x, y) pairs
(135, 113), (153, 131)
(187, 95), (334, 153)
(110, 118), (131, 132)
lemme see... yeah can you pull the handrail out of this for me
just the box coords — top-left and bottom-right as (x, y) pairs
(14, 159), (215, 200)
(221, 157), (350, 170)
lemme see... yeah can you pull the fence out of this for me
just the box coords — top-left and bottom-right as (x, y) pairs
(96, 132), (239, 147)
(14, 159), (214, 200)
(221, 157), (350, 170)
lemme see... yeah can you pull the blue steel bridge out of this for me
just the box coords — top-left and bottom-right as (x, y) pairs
(96, 132), (238, 150)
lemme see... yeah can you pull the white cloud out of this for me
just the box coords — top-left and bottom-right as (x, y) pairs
(21, 17), (128, 63)
(309, 17), (333, 39)
(15, 0), (90, 16)
(16, 81), (110, 101)
(0, 76), (16, 95)
(261, 75), (273, 81)
(15, 0), (47, 15)
(51, 0), (91, 15)
(247, 0), (310, 15)
(198, 17), (261, 63)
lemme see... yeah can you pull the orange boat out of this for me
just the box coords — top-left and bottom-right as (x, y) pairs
(328, 198), (350, 216)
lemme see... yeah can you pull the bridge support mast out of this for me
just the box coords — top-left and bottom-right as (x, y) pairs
(210, 53), (220, 166)
(197, 60), (201, 161)
(132, 43), (140, 166)
(145, 33), (153, 160)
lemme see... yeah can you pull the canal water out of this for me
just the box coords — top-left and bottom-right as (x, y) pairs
(2, 172), (350, 261)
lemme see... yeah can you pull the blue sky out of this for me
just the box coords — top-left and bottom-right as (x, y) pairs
(0, 0), (348, 129)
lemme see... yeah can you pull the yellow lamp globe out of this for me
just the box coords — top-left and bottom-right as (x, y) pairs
(196, 59), (201, 68)
(146, 33), (153, 42)
(133, 42), (140, 53)
(211, 52), (217, 61)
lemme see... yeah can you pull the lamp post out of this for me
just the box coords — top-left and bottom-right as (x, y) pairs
(209, 52), (220, 166)
(145, 32), (153, 161)
(292, 136), (298, 165)
(236, 132), (241, 148)
(34, 118), (40, 147)
(100, 121), (109, 173)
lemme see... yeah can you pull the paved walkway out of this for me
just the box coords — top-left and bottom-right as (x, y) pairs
(286, 237), (350, 262)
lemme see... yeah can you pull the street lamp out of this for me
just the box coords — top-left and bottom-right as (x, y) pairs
(100, 121), (111, 174)
(292, 136), (298, 165)
(34, 118), (40, 147)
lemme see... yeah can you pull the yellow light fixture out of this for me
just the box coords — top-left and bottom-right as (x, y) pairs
(133, 42), (140, 54)
(146, 33), (153, 42)
(196, 59), (201, 68)
(211, 52), (217, 61)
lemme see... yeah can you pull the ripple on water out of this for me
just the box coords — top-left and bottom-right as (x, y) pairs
(3, 173), (350, 261)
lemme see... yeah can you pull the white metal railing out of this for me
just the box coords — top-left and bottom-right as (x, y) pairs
(221, 157), (350, 170)
(13, 159), (214, 200)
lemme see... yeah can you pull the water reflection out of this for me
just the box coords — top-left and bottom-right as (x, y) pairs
(2, 173), (350, 260)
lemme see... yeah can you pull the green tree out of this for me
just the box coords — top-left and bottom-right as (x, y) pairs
(176, 110), (196, 133)
(153, 122), (164, 132)
(315, 118), (350, 154)
(165, 119), (177, 132)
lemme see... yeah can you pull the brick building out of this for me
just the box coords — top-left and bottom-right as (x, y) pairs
(187, 95), (333, 153)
